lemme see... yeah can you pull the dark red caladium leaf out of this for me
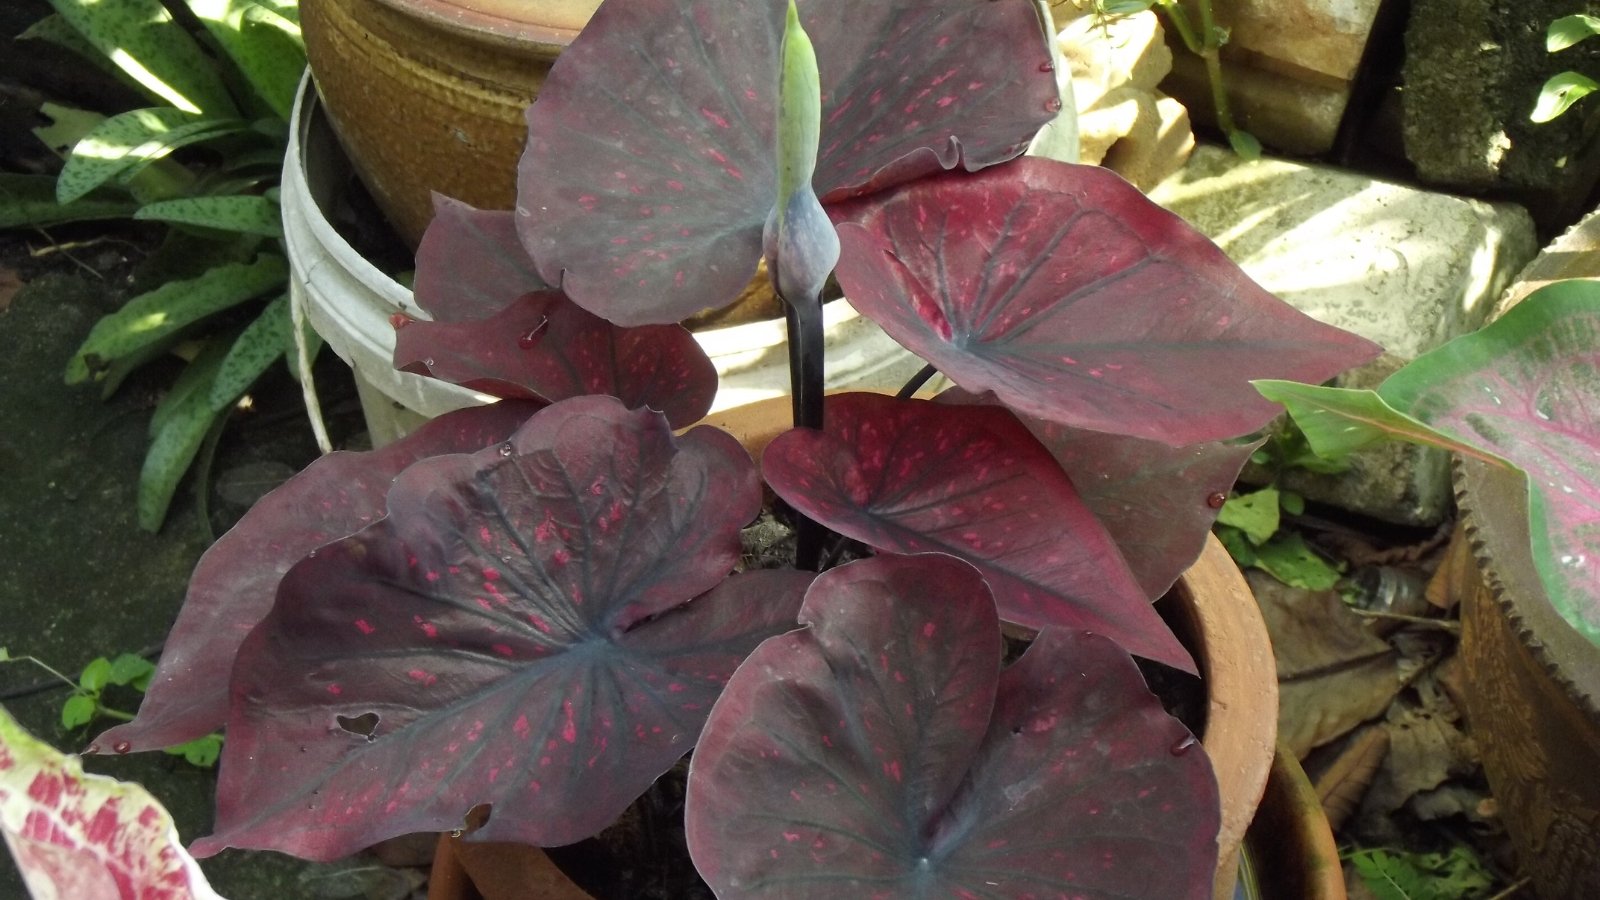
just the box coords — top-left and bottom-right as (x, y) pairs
(517, 0), (1054, 325)
(832, 158), (1383, 445)
(686, 554), (1220, 899)
(941, 388), (1261, 599)
(193, 397), (807, 859)
(413, 195), (550, 323)
(92, 401), (541, 755)
(395, 289), (718, 428)
(763, 392), (1194, 671)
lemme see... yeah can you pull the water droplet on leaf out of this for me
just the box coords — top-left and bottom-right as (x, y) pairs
(1044, 97), (1062, 113)
(1038, 61), (1055, 73)
(113, 741), (131, 754)
(1170, 735), (1198, 756)
(1206, 492), (1227, 509)
(499, 442), (515, 457)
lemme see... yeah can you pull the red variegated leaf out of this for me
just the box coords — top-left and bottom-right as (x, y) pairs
(686, 554), (1219, 899)
(941, 388), (1261, 599)
(1, 706), (222, 900)
(832, 159), (1382, 444)
(94, 401), (542, 755)
(395, 290), (718, 428)
(517, 0), (1055, 325)
(763, 392), (1194, 671)
(193, 397), (806, 859)
(414, 196), (550, 323)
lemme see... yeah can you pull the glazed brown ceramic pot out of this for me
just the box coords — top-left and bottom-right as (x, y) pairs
(1453, 458), (1600, 898)
(427, 397), (1282, 900)
(300, 0), (601, 248)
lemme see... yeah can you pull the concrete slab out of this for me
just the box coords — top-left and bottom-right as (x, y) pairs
(1149, 145), (1538, 524)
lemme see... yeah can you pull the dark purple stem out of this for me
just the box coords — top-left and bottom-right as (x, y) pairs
(783, 293), (826, 569)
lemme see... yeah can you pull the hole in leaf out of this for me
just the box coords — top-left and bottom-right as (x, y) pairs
(336, 712), (380, 741)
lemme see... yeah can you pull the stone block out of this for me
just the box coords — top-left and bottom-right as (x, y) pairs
(1405, 0), (1600, 230)
(1149, 145), (1539, 524)
(1052, 7), (1196, 189)
(1160, 0), (1387, 155)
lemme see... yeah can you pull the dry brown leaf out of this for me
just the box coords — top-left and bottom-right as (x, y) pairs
(1425, 527), (1474, 612)
(1315, 726), (1391, 832)
(0, 267), (22, 313)
(1360, 672), (1477, 817)
(1250, 572), (1404, 758)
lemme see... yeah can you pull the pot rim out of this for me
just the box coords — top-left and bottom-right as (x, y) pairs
(1455, 456), (1600, 721)
(367, 0), (594, 54)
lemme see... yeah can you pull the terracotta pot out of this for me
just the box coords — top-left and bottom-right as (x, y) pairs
(299, 0), (599, 249)
(428, 393), (1281, 899)
(1239, 745), (1346, 900)
(1451, 457), (1600, 898)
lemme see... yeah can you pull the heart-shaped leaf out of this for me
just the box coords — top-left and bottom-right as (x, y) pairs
(832, 158), (1382, 444)
(194, 397), (804, 859)
(94, 401), (541, 755)
(395, 290), (718, 428)
(517, 0), (1054, 325)
(763, 392), (1193, 671)
(686, 554), (1219, 899)
(1264, 281), (1600, 644)
(413, 196), (551, 324)
(0, 706), (222, 900)
(941, 388), (1261, 599)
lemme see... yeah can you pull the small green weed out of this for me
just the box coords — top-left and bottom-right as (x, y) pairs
(0, 647), (220, 767)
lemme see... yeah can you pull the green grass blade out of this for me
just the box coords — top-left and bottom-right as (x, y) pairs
(134, 196), (282, 237)
(44, 0), (239, 118)
(65, 254), (287, 383)
(57, 108), (248, 203)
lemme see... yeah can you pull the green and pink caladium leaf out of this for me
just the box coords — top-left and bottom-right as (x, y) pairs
(517, 0), (1054, 325)
(93, 401), (542, 756)
(685, 554), (1220, 899)
(402, 196), (718, 425)
(1260, 280), (1600, 645)
(0, 705), (222, 900)
(941, 388), (1262, 600)
(763, 392), (1194, 671)
(831, 158), (1383, 445)
(194, 397), (810, 859)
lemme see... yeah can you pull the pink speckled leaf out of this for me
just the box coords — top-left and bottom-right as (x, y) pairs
(686, 554), (1220, 899)
(1379, 281), (1600, 644)
(195, 397), (808, 859)
(940, 389), (1261, 599)
(0, 706), (222, 900)
(413, 196), (550, 323)
(762, 392), (1193, 671)
(832, 159), (1382, 444)
(94, 401), (541, 755)
(517, 0), (1054, 325)
(395, 289), (718, 428)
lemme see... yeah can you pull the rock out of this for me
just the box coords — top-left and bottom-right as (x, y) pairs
(1404, 0), (1600, 231)
(1149, 145), (1539, 524)
(1160, 0), (1387, 155)
(1052, 6), (1195, 190)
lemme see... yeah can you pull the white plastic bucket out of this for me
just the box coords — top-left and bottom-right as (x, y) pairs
(283, 77), (926, 445)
